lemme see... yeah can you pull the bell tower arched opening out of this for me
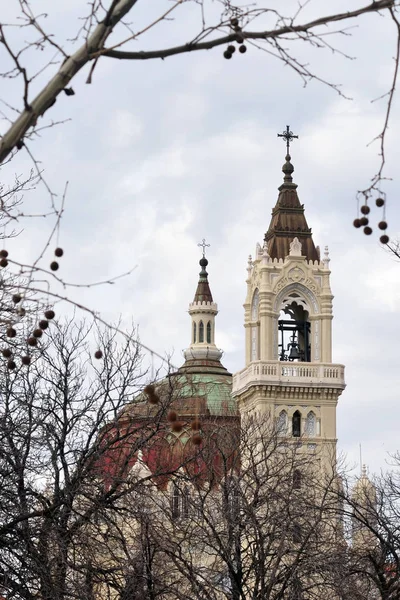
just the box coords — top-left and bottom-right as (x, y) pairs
(278, 296), (311, 362)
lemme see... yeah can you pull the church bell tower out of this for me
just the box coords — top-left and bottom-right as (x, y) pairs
(232, 128), (345, 471)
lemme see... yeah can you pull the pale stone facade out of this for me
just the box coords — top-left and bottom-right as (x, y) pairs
(232, 154), (346, 475)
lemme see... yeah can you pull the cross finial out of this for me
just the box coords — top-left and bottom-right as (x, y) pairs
(277, 125), (299, 154)
(198, 238), (210, 257)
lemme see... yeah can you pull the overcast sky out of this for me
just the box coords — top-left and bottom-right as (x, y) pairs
(1, 0), (399, 475)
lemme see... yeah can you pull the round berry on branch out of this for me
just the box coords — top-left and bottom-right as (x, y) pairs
(21, 355), (31, 366)
(0, 250), (8, 258)
(380, 234), (389, 244)
(239, 45), (247, 53)
(50, 261), (59, 271)
(39, 320), (49, 330)
(376, 198), (385, 207)
(12, 294), (22, 304)
(0, 258), (8, 268)
(44, 310), (55, 320)
(167, 411), (178, 422)
(2, 348), (12, 358)
(94, 350), (103, 359)
(7, 359), (16, 370)
(353, 219), (361, 228)
(363, 226), (373, 235)
(171, 422), (183, 433)
(54, 248), (64, 257)
(6, 328), (16, 338)
(360, 205), (370, 215)
(27, 337), (38, 347)
(360, 217), (368, 226)
(33, 329), (43, 338)
(378, 221), (388, 230)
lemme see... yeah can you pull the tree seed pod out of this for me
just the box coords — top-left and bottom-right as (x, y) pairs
(378, 220), (388, 230)
(50, 261), (59, 271)
(6, 328), (16, 338)
(359, 217), (368, 226)
(0, 258), (8, 268)
(7, 359), (16, 370)
(171, 422), (183, 433)
(54, 247), (64, 257)
(94, 350), (103, 359)
(0, 250), (8, 258)
(27, 337), (38, 347)
(39, 320), (49, 330)
(223, 50), (232, 59)
(363, 226), (373, 235)
(353, 219), (361, 228)
(191, 419), (201, 431)
(192, 435), (202, 445)
(227, 45), (236, 53)
(380, 234), (389, 244)
(236, 35), (244, 43)
(148, 393), (160, 405)
(17, 307), (26, 317)
(376, 198), (385, 207)
(167, 410), (178, 422)
(2, 348), (12, 358)
(33, 329), (43, 338)
(239, 45), (247, 53)
(45, 310), (55, 320)
(12, 294), (22, 304)
(360, 205), (370, 215)
(144, 384), (155, 396)
(230, 17), (239, 27)
(21, 355), (31, 366)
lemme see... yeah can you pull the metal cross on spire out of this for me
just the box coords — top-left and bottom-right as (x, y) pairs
(198, 238), (210, 257)
(277, 125), (299, 154)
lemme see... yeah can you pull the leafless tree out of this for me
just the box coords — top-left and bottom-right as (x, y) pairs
(0, 0), (399, 201)
(338, 459), (400, 600)
(0, 316), (180, 600)
(102, 416), (346, 600)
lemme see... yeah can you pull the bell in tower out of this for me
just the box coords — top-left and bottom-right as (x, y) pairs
(232, 126), (346, 473)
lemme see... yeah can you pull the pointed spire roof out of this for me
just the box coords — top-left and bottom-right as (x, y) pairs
(193, 257), (213, 303)
(264, 153), (319, 262)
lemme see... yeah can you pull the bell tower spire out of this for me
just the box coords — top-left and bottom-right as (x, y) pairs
(183, 243), (226, 371)
(233, 128), (345, 473)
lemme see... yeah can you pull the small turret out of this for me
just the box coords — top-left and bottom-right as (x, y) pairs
(183, 252), (223, 366)
(352, 465), (377, 550)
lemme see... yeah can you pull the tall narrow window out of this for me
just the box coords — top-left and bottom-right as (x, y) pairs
(171, 484), (180, 519)
(277, 410), (288, 436)
(206, 321), (211, 344)
(199, 321), (204, 343)
(193, 322), (197, 343)
(293, 523), (302, 544)
(293, 469), (302, 490)
(306, 411), (316, 436)
(292, 411), (301, 437)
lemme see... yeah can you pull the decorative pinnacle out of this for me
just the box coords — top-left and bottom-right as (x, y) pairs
(277, 125), (299, 154)
(197, 238), (210, 258)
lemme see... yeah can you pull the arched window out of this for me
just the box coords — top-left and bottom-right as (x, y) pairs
(293, 469), (302, 490)
(292, 410), (301, 437)
(306, 411), (316, 436)
(171, 484), (190, 520)
(277, 410), (288, 436)
(193, 322), (197, 343)
(206, 321), (211, 344)
(199, 321), (204, 343)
